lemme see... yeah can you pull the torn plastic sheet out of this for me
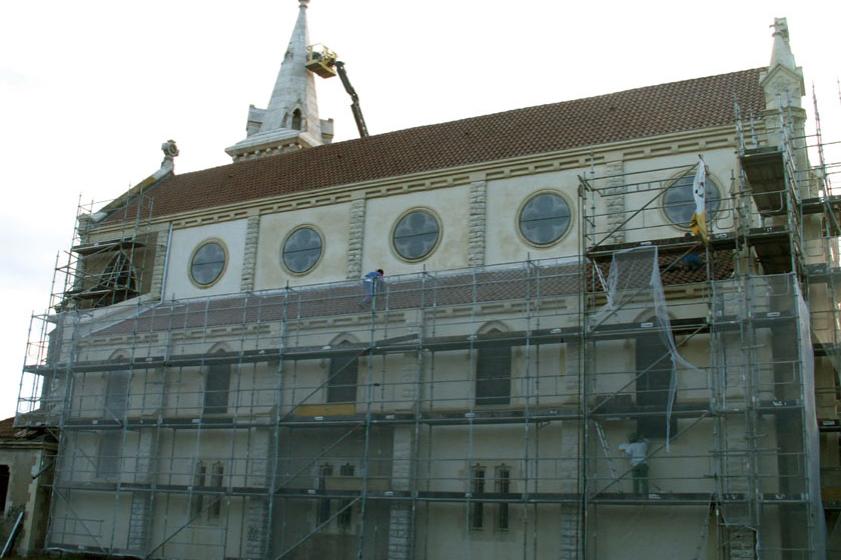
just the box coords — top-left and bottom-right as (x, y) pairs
(589, 245), (702, 450)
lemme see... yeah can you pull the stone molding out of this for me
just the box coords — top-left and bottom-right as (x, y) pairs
(346, 198), (366, 280)
(468, 180), (487, 266)
(241, 215), (261, 292)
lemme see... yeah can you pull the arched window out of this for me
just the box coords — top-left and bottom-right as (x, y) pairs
(204, 349), (231, 414)
(635, 323), (676, 438)
(105, 369), (129, 420)
(476, 329), (511, 405)
(104, 351), (130, 420)
(328, 342), (358, 403)
(291, 109), (303, 130)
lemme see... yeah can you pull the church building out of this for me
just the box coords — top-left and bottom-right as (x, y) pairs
(15, 1), (839, 558)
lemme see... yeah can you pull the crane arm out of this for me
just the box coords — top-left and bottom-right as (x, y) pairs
(334, 61), (369, 138)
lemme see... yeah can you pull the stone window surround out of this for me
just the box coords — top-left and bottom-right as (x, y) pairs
(389, 207), (443, 263)
(515, 189), (574, 248)
(188, 238), (229, 289)
(280, 224), (325, 276)
(660, 168), (724, 231)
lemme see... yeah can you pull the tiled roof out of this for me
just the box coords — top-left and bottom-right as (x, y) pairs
(126, 68), (764, 220)
(0, 416), (51, 441)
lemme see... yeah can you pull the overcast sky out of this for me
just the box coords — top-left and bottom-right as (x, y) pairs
(1, 0), (839, 419)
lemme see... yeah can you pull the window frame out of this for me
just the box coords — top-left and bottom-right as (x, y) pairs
(327, 343), (359, 404)
(661, 170), (723, 230)
(104, 370), (130, 420)
(96, 431), (122, 481)
(203, 351), (231, 415)
(634, 323), (677, 439)
(469, 464), (486, 530)
(516, 190), (573, 248)
(317, 463), (333, 525)
(281, 225), (324, 275)
(495, 465), (512, 530)
(188, 239), (228, 288)
(208, 461), (225, 519)
(191, 460), (206, 518)
(390, 208), (442, 263)
(475, 330), (512, 406)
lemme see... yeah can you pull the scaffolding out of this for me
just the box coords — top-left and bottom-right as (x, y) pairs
(15, 102), (841, 559)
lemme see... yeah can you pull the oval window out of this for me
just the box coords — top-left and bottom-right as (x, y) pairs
(519, 192), (571, 246)
(282, 226), (323, 274)
(190, 241), (226, 286)
(663, 173), (721, 227)
(392, 210), (440, 261)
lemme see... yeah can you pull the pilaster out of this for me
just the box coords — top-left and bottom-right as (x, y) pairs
(241, 215), (261, 292)
(603, 160), (625, 245)
(346, 197), (367, 280)
(468, 180), (487, 266)
(388, 426), (414, 560)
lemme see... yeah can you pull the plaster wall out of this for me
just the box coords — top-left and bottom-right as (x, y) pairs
(591, 506), (710, 558)
(255, 202), (352, 289)
(485, 169), (580, 264)
(163, 220), (247, 300)
(416, 502), (564, 560)
(618, 148), (738, 244)
(362, 186), (470, 275)
(50, 492), (131, 551)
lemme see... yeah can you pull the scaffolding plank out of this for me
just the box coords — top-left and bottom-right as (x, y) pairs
(71, 238), (145, 256)
(740, 147), (788, 216)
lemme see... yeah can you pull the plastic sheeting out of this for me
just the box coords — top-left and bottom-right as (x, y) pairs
(590, 246), (701, 448)
(796, 282), (828, 557)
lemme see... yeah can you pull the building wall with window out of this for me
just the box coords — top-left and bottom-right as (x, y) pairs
(144, 148), (738, 298)
(163, 219), (248, 300)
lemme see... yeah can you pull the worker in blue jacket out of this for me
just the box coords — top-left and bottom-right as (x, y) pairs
(360, 269), (385, 306)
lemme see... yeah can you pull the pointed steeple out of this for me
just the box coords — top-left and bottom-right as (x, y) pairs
(769, 17), (796, 71)
(226, 0), (333, 161)
(759, 17), (805, 110)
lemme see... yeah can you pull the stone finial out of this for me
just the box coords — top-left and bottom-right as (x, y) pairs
(160, 139), (179, 171)
(299, 0), (309, 8)
(769, 17), (796, 71)
(772, 17), (789, 41)
(161, 139), (179, 159)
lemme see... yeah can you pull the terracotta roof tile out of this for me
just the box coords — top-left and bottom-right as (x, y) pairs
(127, 68), (764, 220)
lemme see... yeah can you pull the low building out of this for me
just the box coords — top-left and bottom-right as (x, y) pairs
(0, 418), (56, 556)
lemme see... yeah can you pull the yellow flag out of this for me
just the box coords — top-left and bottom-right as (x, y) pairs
(689, 159), (708, 244)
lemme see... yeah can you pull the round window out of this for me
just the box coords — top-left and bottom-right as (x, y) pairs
(663, 173), (721, 227)
(519, 192), (571, 246)
(190, 241), (226, 286)
(282, 226), (323, 274)
(392, 209), (440, 261)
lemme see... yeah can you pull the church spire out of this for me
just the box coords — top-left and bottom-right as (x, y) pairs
(759, 17), (805, 111)
(226, 0), (333, 161)
(769, 17), (796, 71)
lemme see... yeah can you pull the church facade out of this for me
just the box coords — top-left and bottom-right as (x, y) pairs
(16, 2), (838, 558)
